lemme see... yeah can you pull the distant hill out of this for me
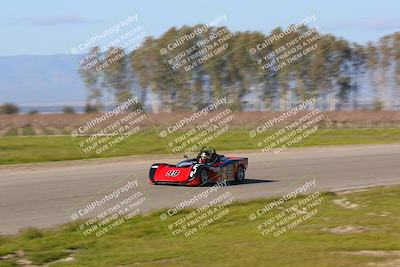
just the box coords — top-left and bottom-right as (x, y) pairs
(0, 54), (86, 107)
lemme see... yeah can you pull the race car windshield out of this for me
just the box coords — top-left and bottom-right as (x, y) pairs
(176, 160), (194, 167)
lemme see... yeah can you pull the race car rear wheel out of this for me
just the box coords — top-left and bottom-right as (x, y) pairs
(235, 166), (245, 182)
(200, 169), (208, 185)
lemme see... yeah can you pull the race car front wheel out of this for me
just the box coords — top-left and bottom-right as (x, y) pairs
(235, 166), (245, 182)
(200, 169), (208, 185)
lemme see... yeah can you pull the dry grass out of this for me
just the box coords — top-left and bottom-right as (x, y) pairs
(1, 111), (400, 136)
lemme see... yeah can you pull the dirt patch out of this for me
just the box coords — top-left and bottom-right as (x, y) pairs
(334, 251), (400, 267)
(332, 198), (359, 209)
(368, 211), (391, 217)
(131, 256), (185, 265)
(0, 250), (37, 266)
(369, 259), (400, 267)
(32, 126), (44, 135)
(0, 127), (11, 136)
(336, 188), (371, 195)
(46, 126), (63, 135)
(324, 225), (366, 234)
(344, 250), (400, 257)
(0, 249), (77, 266)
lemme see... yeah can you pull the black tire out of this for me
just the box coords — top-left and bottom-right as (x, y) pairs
(200, 169), (208, 185)
(235, 166), (245, 182)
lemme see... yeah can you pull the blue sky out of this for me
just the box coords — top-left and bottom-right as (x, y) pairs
(0, 0), (399, 55)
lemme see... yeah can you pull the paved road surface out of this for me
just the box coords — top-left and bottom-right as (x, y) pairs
(1, 144), (399, 234)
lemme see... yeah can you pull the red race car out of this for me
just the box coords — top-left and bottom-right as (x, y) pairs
(149, 147), (248, 186)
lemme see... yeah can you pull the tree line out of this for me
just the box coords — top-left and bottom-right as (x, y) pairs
(79, 24), (400, 112)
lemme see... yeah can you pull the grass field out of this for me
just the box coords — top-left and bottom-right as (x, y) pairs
(0, 128), (400, 165)
(0, 185), (399, 267)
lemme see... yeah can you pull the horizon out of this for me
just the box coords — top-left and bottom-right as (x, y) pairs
(0, 0), (399, 109)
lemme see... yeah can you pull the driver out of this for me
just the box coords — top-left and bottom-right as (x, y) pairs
(198, 151), (212, 164)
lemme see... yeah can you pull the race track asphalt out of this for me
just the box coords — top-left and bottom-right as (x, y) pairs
(1, 144), (399, 234)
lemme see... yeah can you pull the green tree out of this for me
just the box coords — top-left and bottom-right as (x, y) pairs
(337, 76), (353, 109)
(80, 24), (400, 113)
(62, 106), (75, 114)
(79, 47), (103, 112)
(378, 36), (392, 109)
(103, 47), (133, 105)
(0, 103), (19, 114)
(28, 109), (39, 115)
(366, 42), (382, 109)
(394, 33), (400, 108)
(350, 43), (367, 110)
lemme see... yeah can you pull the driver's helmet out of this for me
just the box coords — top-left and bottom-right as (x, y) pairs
(199, 151), (211, 163)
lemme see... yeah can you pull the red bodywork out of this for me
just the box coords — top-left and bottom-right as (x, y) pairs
(149, 156), (248, 186)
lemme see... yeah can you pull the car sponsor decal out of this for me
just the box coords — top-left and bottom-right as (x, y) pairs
(166, 170), (180, 177)
(226, 164), (234, 178)
(221, 164), (234, 180)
